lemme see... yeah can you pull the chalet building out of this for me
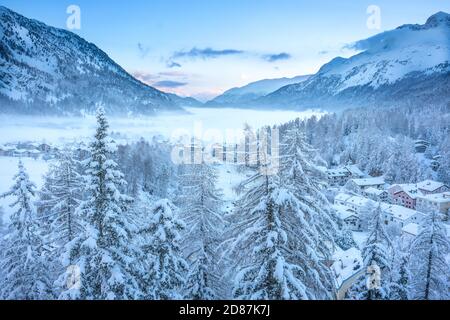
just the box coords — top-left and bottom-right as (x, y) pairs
(37, 143), (51, 153)
(334, 193), (421, 230)
(0, 145), (13, 157)
(333, 203), (361, 231)
(345, 176), (385, 194)
(414, 140), (430, 153)
(327, 168), (351, 186)
(379, 203), (421, 228)
(416, 192), (450, 218)
(388, 180), (448, 210)
(326, 165), (365, 186)
(345, 165), (365, 179)
(364, 187), (389, 202)
(388, 184), (420, 209)
(334, 193), (374, 214)
(417, 180), (449, 195)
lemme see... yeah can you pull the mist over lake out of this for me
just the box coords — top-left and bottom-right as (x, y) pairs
(0, 108), (325, 145)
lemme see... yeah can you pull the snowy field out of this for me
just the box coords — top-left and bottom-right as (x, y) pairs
(0, 107), (324, 145)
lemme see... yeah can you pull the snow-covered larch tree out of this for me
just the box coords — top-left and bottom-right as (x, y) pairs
(229, 172), (311, 300)
(408, 211), (450, 300)
(37, 149), (84, 248)
(138, 197), (188, 300)
(57, 107), (139, 300)
(178, 163), (225, 300)
(0, 161), (54, 299)
(280, 123), (338, 299)
(389, 250), (410, 300)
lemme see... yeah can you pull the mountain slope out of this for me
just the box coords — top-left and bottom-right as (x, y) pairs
(0, 6), (184, 115)
(258, 12), (450, 110)
(205, 75), (310, 107)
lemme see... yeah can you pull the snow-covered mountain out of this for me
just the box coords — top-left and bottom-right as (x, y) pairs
(205, 75), (310, 107)
(0, 6), (186, 115)
(257, 12), (450, 110)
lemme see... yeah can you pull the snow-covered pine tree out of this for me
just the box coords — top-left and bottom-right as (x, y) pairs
(280, 123), (338, 299)
(178, 163), (225, 300)
(57, 107), (139, 300)
(0, 161), (54, 299)
(335, 227), (358, 251)
(347, 205), (392, 300)
(408, 211), (450, 300)
(138, 197), (188, 300)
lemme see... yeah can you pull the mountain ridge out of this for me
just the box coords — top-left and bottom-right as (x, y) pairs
(254, 11), (450, 110)
(205, 75), (311, 107)
(0, 6), (190, 115)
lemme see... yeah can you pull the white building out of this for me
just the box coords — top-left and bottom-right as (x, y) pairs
(326, 165), (365, 187)
(334, 193), (421, 230)
(345, 176), (385, 194)
(379, 203), (421, 228)
(416, 192), (450, 218)
(334, 193), (374, 214)
(417, 180), (449, 195)
(333, 203), (361, 231)
(364, 187), (389, 202)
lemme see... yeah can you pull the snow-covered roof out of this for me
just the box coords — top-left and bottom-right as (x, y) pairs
(335, 193), (352, 203)
(389, 183), (422, 199)
(332, 247), (363, 289)
(351, 176), (385, 187)
(345, 165), (365, 177)
(327, 168), (349, 177)
(316, 166), (328, 173)
(335, 193), (375, 208)
(380, 203), (417, 221)
(365, 187), (387, 196)
(417, 180), (447, 192)
(0, 146), (16, 151)
(417, 192), (450, 203)
(333, 204), (357, 220)
(402, 223), (419, 236)
(346, 195), (375, 207)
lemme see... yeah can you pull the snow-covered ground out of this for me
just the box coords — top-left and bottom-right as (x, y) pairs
(215, 164), (252, 216)
(0, 108), (324, 145)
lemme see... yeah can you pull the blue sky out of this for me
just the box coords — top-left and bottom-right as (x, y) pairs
(1, 0), (449, 100)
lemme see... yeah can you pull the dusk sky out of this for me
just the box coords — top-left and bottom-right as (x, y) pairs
(1, 0), (449, 101)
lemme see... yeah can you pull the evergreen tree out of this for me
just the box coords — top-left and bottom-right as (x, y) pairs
(178, 163), (225, 300)
(408, 211), (450, 300)
(336, 228), (358, 251)
(347, 205), (392, 300)
(0, 161), (53, 299)
(57, 107), (139, 300)
(138, 198), (188, 300)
